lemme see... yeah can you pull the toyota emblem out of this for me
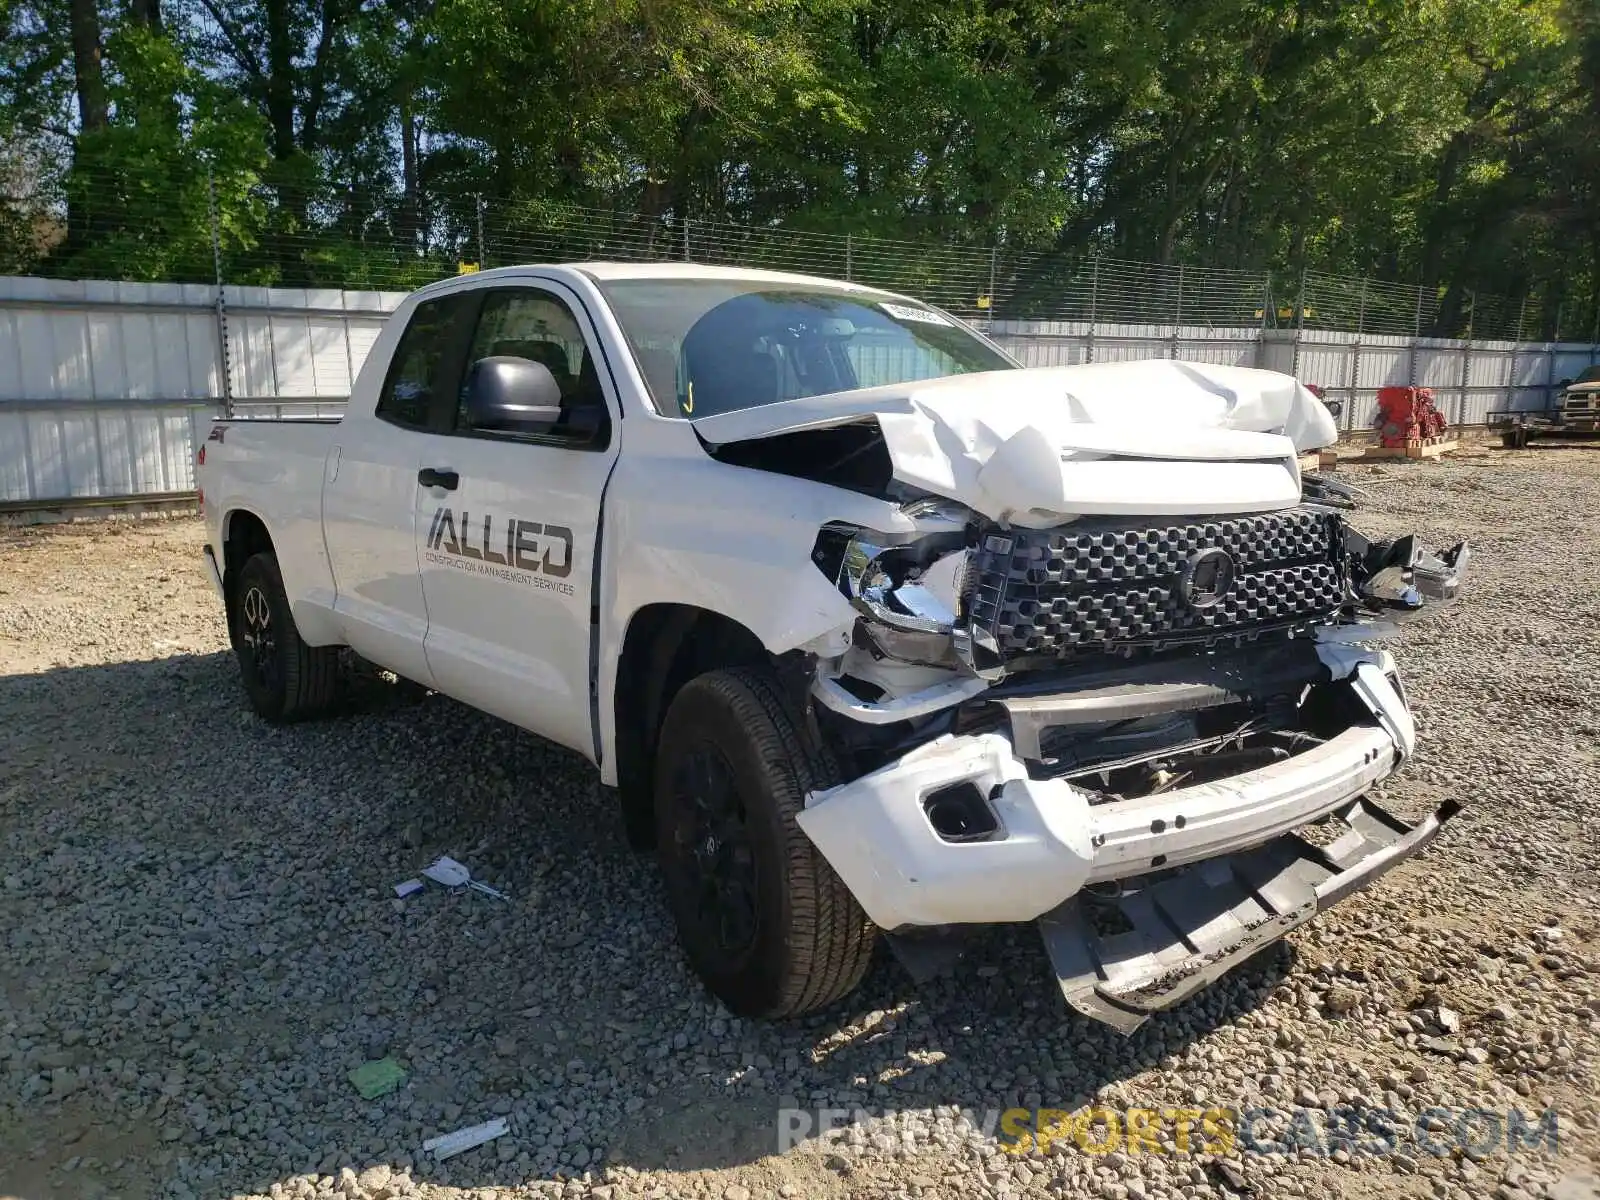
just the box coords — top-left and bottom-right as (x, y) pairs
(1180, 548), (1236, 609)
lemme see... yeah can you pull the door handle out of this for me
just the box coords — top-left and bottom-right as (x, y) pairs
(418, 467), (459, 490)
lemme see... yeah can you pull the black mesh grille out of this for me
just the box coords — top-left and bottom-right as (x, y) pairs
(967, 508), (1345, 660)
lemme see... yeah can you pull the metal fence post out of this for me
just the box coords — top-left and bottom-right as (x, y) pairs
(1548, 300), (1562, 412)
(1170, 265), (1184, 359)
(1408, 284), (1424, 388)
(682, 216), (692, 262)
(1507, 296), (1526, 415)
(845, 233), (853, 282)
(1086, 256), (1100, 364)
(207, 166), (233, 419)
(476, 196), (487, 268)
(1254, 274), (1270, 368)
(1289, 267), (1306, 380)
(1345, 279), (1367, 432)
(1456, 291), (1474, 427)
(987, 247), (998, 328)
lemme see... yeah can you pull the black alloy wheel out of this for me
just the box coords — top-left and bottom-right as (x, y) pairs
(664, 743), (761, 962)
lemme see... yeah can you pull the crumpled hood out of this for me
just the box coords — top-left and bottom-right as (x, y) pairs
(693, 360), (1336, 525)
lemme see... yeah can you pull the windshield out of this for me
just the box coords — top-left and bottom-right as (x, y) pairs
(593, 279), (1017, 418)
(1572, 366), (1600, 385)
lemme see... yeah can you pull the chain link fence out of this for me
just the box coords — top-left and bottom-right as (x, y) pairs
(5, 168), (1600, 342)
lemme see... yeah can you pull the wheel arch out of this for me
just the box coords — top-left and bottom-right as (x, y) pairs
(612, 603), (772, 850)
(219, 508), (276, 644)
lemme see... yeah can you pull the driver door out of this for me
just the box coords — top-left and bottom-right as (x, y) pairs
(412, 281), (620, 759)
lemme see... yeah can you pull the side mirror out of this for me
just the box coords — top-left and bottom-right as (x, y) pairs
(1323, 397), (1344, 418)
(463, 356), (563, 432)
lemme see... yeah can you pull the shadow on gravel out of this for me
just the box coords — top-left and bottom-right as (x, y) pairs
(0, 650), (1293, 1199)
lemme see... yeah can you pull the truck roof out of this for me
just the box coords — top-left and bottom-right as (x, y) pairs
(569, 261), (875, 290)
(415, 260), (887, 294)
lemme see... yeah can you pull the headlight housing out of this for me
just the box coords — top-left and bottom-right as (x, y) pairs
(813, 506), (975, 666)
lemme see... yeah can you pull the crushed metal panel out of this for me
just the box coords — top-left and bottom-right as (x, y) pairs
(1040, 795), (1459, 1034)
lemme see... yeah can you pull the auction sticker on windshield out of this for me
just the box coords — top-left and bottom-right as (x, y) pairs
(879, 301), (952, 326)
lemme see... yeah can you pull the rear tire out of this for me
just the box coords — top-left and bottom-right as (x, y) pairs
(233, 551), (341, 723)
(653, 666), (876, 1018)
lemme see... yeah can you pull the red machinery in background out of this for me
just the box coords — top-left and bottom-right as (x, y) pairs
(1375, 386), (1448, 448)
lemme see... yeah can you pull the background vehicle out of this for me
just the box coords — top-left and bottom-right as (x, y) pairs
(195, 263), (1467, 1031)
(1560, 365), (1600, 428)
(1493, 363), (1600, 447)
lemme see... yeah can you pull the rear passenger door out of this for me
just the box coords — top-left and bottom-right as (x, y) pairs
(322, 292), (476, 685)
(412, 281), (621, 759)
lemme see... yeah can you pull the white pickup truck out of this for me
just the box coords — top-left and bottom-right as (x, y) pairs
(196, 262), (1468, 1032)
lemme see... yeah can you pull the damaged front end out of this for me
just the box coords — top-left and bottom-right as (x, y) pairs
(794, 482), (1468, 1033)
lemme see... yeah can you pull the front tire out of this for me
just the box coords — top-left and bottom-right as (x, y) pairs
(653, 666), (877, 1018)
(232, 551), (341, 723)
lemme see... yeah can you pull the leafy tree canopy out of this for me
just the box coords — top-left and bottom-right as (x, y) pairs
(1, 0), (1595, 335)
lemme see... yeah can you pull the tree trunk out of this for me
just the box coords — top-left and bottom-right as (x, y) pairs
(399, 105), (421, 249)
(667, 105), (706, 217)
(64, 0), (111, 257)
(128, 0), (162, 33)
(263, 0), (298, 161)
(69, 0), (109, 133)
(852, 7), (879, 207)
(1418, 134), (1467, 299)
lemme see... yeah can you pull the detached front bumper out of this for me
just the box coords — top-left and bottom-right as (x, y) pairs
(1038, 794), (1458, 1032)
(795, 651), (1459, 1031)
(797, 720), (1402, 930)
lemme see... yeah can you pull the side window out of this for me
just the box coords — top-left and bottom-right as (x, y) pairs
(458, 289), (604, 431)
(377, 295), (470, 429)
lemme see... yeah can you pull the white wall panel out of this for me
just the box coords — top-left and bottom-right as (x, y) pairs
(1094, 337), (1173, 363)
(999, 336), (1083, 368)
(1175, 337), (1255, 367)
(129, 412), (167, 491)
(1552, 348), (1598, 382)
(346, 324), (382, 383)
(1415, 346), (1462, 388)
(25, 412), (69, 496)
(181, 314), (212, 398)
(2, 278), (1598, 507)
(228, 313), (276, 400)
(1357, 344), (1411, 387)
(308, 319), (353, 395)
(271, 314), (318, 395)
(58, 411), (103, 495)
(1294, 342), (1350, 387)
(0, 412), (30, 500)
(1512, 347), (1551, 386)
(1467, 349), (1513, 388)
(96, 410), (134, 495)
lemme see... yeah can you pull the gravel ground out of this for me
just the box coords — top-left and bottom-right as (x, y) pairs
(1, 447), (1598, 1200)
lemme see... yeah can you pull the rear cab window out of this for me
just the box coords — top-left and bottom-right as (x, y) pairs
(376, 293), (477, 430)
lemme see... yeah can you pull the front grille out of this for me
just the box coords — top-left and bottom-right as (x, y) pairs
(965, 507), (1345, 662)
